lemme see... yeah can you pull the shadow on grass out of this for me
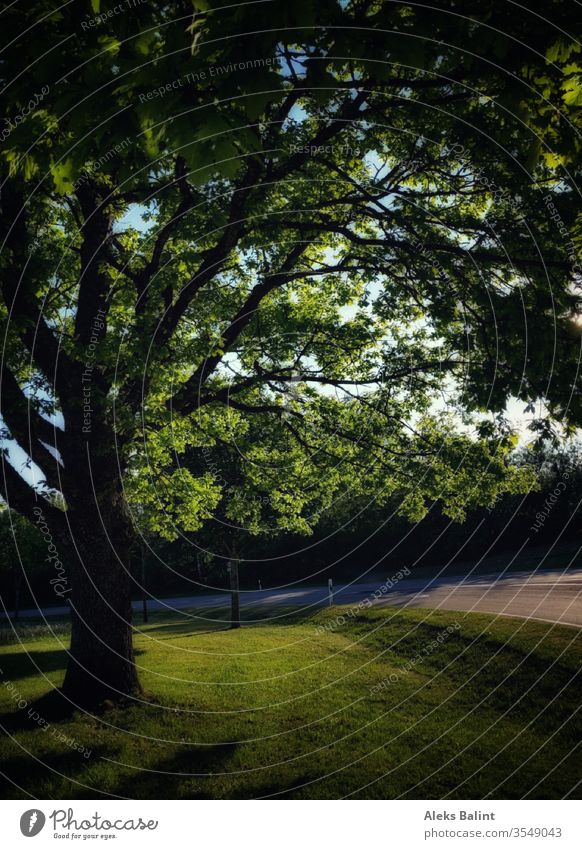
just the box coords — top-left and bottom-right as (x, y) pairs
(445, 634), (582, 723)
(139, 605), (320, 639)
(0, 746), (114, 799)
(108, 743), (238, 799)
(0, 689), (78, 731)
(0, 647), (68, 682)
(136, 614), (232, 639)
(0, 643), (145, 681)
(358, 615), (582, 727)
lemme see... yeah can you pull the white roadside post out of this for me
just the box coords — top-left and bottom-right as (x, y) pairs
(328, 578), (333, 606)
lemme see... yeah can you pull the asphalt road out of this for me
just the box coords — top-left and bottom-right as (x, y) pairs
(3, 567), (582, 628)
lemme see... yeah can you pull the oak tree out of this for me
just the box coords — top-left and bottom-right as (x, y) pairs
(1, 0), (580, 705)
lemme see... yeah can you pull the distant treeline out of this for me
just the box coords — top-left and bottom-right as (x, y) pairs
(1, 444), (581, 612)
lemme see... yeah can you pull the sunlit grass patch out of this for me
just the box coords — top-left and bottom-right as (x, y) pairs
(1, 606), (580, 799)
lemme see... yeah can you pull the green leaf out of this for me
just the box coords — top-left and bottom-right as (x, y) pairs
(97, 35), (121, 56)
(50, 159), (75, 195)
(562, 76), (582, 107)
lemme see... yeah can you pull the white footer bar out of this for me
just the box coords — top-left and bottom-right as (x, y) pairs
(1, 799), (580, 848)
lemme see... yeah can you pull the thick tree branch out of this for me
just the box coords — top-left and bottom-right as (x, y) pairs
(155, 158), (263, 345)
(268, 90), (369, 182)
(0, 366), (63, 491)
(225, 398), (304, 418)
(0, 186), (74, 400)
(74, 182), (115, 349)
(276, 220), (572, 270)
(134, 163), (199, 315)
(0, 455), (64, 527)
(171, 244), (308, 412)
(190, 359), (462, 414)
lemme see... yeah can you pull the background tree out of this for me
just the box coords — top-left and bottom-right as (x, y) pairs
(135, 382), (534, 626)
(1, 0), (580, 706)
(0, 506), (49, 621)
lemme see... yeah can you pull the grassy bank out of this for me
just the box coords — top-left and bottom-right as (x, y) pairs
(1, 606), (581, 799)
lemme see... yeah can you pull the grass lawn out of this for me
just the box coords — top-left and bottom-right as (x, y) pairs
(1, 605), (581, 799)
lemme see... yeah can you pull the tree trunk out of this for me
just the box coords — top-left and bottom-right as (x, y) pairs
(229, 559), (240, 629)
(60, 493), (141, 707)
(141, 544), (148, 624)
(13, 570), (22, 623)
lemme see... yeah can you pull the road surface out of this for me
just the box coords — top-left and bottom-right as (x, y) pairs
(3, 567), (582, 628)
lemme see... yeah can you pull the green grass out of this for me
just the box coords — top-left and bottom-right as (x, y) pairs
(1, 605), (581, 799)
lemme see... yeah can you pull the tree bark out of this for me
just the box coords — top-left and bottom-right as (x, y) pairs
(60, 489), (141, 707)
(141, 544), (148, 624)
(229, 559), (240, 629)
(13, 570), (22, 623)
